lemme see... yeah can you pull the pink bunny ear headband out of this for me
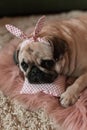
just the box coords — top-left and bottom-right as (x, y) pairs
(5, 16), (48, 45)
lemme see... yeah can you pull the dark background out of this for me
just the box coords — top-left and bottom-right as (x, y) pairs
(0, 0), (87, 16)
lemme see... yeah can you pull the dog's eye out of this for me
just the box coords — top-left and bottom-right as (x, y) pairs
(21, 61), (28, 71)
(41, 60), (54, 69)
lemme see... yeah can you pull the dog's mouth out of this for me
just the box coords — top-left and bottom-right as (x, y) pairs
(27, 66), (58, 84)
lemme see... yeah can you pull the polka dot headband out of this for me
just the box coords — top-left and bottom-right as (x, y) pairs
(5, 16), (46, 42)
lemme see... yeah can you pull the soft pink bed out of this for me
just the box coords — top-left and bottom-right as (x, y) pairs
(0, 39), (87, 130)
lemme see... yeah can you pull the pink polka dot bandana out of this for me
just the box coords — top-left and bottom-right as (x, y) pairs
(20, 75), (66, 97)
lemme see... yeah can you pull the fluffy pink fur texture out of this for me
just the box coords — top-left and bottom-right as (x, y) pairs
(0, 40), (87, 130)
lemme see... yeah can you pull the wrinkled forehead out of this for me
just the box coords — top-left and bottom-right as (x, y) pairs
(19, 39), (53, 58)
(20, 39), (33, 50)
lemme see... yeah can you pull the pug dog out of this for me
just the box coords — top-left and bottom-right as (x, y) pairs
(6, 15), (87, 107)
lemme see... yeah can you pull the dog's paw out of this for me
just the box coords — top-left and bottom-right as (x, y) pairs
(60, 90), (79, 108)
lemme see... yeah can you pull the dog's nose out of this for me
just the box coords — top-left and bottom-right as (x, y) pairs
(27, 66), (41, 83)
(30, 66), (37, 75)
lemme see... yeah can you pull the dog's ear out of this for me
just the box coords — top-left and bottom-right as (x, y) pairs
(49, 36), (68, 60)
(13, 49), (19, 65)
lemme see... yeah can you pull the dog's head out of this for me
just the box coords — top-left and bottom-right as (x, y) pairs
(14, 36), (68, 84)
(6, 16), (68, 84)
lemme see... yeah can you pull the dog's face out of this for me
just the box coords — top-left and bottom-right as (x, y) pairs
(14, 37), (68, 84)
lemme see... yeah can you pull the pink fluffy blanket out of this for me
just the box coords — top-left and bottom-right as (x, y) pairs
(0, 40), (87, 130)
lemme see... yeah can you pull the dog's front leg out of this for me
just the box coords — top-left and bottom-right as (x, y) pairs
(60, 73), (87, 108)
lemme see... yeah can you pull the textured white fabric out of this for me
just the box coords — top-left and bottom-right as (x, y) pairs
(20, 75), (66, 97)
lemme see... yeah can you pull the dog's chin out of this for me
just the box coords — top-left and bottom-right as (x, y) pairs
(27, 66), (58, 84)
